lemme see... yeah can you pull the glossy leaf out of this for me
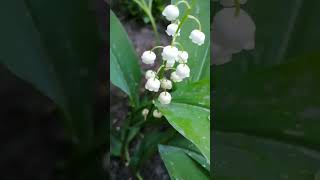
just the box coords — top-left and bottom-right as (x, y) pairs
(0, 0), (101, 145)
(214, 132), (320, 180)
(172, 0), (210, 81)
(155, 79), (210, 162)
(159, 145), (210, 180)
(110, 10), (141, 107)
(168, 136), (210, 171)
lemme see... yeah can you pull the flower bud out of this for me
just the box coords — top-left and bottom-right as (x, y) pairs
(153, 109), (163, 118)
(160, 78), (172, 90)
(145, 78), (160, 92)
(220, 0), (247, 7)
(162, 46), (179, 62)
(176, 64), (190, 79)
(177, 51), (188, 63)
(170, 71), (183, 82)
(189, 30), (205, 46)
(141, 51), (156, 64)
(162, 5), (179, 21)
(166, 23), (180, 37)
(158, 92), (172, 105)
(142, 108), (149, 117)
(145, 70), (156, 79)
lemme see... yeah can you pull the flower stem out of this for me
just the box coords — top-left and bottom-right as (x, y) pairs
(188, 15), (202, 31)
(175, 0), (191, 9)
(173, 42), (184, 50)
(234, 0), (240, 16)
(151, 46), (164, 51)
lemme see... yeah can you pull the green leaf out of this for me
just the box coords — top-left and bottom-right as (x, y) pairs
(214, 132), (320, 180)
(168, 135), (210, 172)
(172, 0), (210, 81)
(110, 10), (141, 107)
(159, 145), (210, 180)
(155, 79), (210, 162)
(0, 0), (101, 146)
(215, 54), (320, 146)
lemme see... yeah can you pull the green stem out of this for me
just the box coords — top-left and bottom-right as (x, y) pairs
(151, 46), (164, 51)
(188, 15), (202, 31)
(175, 0), (191, 9)
(173, 42), (184, 50)
(234, 0), (240, 16)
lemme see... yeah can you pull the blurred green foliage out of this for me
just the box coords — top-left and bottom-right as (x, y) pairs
(110, 0), (167, 24)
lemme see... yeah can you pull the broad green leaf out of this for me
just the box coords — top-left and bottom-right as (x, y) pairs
(159, 145), (210, 180)
(155, 79), (210, 162)
(215, 54), (320, 146)
(0, 0), (101, 146)
(168, 136), (210, 172)
(172, 0), (210, 81)
(110, 10), (141, 107)
(214, 132), (320, 180)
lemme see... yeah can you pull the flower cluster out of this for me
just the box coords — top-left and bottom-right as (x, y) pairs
(212, 0), (256, 65)
(140, 0), (206, 115)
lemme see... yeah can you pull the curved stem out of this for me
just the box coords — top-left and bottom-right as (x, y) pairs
(173, 42), (184, 50)
(175, 0), (191, 9)
(156, 65), (165, 75)
(151, 46), (164, 51)
(188, 15), (202, 31)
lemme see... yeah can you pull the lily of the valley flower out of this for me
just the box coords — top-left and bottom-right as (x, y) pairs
(170, 71), (183, 82)
(145, 78), (160, 92)
(142, 108), (149, 117)
(160, 78), (173, 90)
(153, 109), (163, 118)
(141, 51), (156, 64)
(176, 64), (190, 79)
(189, 30), (205, 46)
(162, 5), (180, 21)
(166, 23), (180, 37)
(177, 51), (188, 63)
(212, 7), (256, 65)
(145, 70), (156, 79)
(162, 45), (179, 62)
(158, 92), (172, 105)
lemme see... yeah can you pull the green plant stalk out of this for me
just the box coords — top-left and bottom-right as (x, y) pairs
(133, 0), (161, 45)
(234, 0), (240, 16)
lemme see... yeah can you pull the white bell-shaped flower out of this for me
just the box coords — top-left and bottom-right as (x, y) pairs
(170, 71), (183, 82)
(142, 108), (149, 117)
(162, 5), (179, 21)
(145, 78), (160, 92)
(160, 78), (172, 90)
(162, 46), (179, 62)
(213, 8), (256, 52)
(220, 0), (247, 7)
(141, 51), (156, 64)
(176, 64), (190, 79)
(177, 51), (188, 63)
(166, 59), (175, 68)
(189, 30), (205, 46)
(153, 109), (163, 118)
(145, 70), (156, 79)
(166, 23), (180, 37)
(158, 92), (172, 105)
